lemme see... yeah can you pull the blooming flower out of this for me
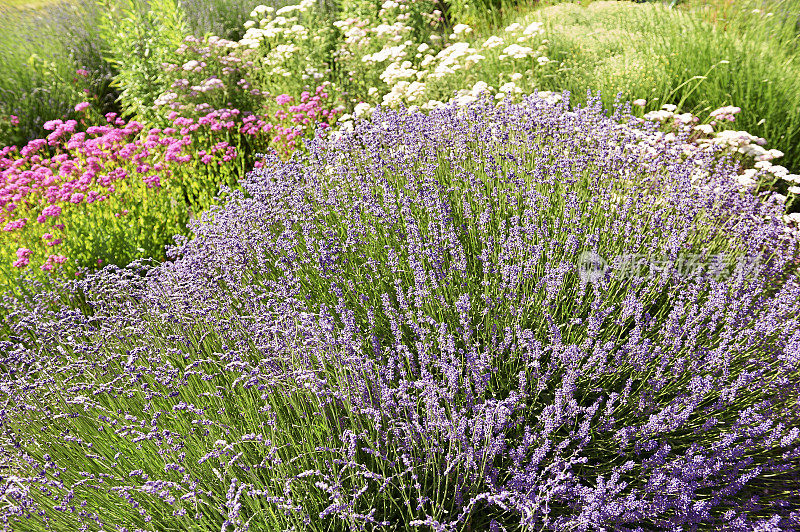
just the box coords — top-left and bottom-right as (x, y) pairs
(522, 22), (543, 36)
(2, 218), (27, 232)
(482, 36), (505, 49)
(709, 105), (741, 122)
(4, 97), (796, 532)
(41, 205), (62, 219)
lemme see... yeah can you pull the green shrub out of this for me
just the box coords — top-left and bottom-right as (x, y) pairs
(97, 0), (189, 123)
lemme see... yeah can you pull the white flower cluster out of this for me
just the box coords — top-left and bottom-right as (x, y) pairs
(633, 101), (800, 224)
(644, 105), (696, 126)
(482, 36), (505, 49)
(523, 21), (544, 36)
(369, 11), (554, 109)
(380, 60), (420, 85)
(154, 92), (178, 107)
(497, 21), (549, 62)
(363, 44), (409, 64)
(701, 130), (782, 162)
(190, 77), (224, 93)
(239, 0), (315, 49)
(382, 80), (426, 106)
(334, 18), (371, 47)
(500, 44), (535, 60)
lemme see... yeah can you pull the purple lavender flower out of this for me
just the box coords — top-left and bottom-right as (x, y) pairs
(1, 94), (798, 531)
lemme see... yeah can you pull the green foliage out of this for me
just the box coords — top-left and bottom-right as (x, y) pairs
(444, 0), (535, 30)
(97, 0), (189, 123)
(0, 0), (116, 147)
(500, 0), (800, 172)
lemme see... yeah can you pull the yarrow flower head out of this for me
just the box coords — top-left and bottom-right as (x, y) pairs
(709, 105), (741, 122)
(12, 247), (31, 268)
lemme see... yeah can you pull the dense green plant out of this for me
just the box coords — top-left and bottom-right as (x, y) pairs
(97, 0), (189, 123)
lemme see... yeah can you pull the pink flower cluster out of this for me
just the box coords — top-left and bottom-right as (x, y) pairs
(39, 253), (67, 271)
(269, 85), (341, 155)
(0, 108), (259, 272)
(3, 217), (27, 231)
(709, 105), (741, 124)
(12, 247), (31, 268)
(3, 71), (343, 273)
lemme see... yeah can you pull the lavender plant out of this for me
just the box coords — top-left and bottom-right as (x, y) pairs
(1, 95), (799, 531)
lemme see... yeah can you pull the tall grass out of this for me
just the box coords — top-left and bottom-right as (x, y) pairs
(0, 0), (118, 146)
(179, 0), (292, 40)
(498, 0), (800, 172)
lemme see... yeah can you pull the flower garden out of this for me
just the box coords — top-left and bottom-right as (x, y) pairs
(1, 0), (800, 529)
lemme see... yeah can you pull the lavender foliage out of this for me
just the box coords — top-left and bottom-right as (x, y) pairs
(1, 94), (799, 531)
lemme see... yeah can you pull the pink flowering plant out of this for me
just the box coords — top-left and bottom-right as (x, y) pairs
(0, 82), (349, 288)
(261, 85), (343, 157)
(0, 109), (254, 288)
(0, 56), (105, 149)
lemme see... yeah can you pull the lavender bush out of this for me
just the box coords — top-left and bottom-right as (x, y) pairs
(1, 95), (799, 531)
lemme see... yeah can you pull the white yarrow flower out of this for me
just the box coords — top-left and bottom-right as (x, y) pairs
(482, 36), (505, 49)
(523, 22), (543, 36)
